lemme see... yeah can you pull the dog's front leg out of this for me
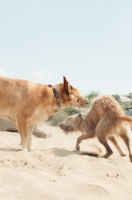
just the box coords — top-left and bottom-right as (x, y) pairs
(76, 134), (84, 150)
(76, 132), (93, 150)
(76, 133), (89, 150)
(16, 117), (28, 151)
(27, 125), (34, 151)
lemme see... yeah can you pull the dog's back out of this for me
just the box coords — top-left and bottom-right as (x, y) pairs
(87, 95), (125, 123)
(0, 76), (43, 122)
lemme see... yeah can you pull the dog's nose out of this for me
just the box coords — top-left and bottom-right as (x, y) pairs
(86, 100), (89, 104)
(85, 99), (89, 105)
(59, 123), (63, 128)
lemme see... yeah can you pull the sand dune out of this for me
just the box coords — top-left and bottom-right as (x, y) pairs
(0, 122), (132, 200)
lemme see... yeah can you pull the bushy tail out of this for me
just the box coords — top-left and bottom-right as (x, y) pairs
(121, 115), (132, 124)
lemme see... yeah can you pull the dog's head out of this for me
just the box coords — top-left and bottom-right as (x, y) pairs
(59, 113), (85, 134)
(57, 76), (88, 108)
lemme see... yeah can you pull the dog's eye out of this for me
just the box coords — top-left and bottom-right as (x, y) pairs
(77, 98), (81, 102)
(67, 117), (70, 122)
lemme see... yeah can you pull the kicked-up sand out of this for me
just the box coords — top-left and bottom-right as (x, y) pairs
(0, 122), (132, 200)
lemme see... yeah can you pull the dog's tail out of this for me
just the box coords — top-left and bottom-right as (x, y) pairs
(120, 115), (132, 124)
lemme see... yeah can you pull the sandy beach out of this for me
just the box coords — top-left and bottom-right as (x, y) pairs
(0, 122), (132, 200)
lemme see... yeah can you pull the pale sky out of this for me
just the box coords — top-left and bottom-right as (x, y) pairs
(0, 0), (132, 95)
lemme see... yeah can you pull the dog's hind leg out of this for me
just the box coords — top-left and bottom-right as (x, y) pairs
(96, 119), (113, 158)
(108, 135), (126, 157)
(98, 136), (113, 158)
(120, 126), (132, 162)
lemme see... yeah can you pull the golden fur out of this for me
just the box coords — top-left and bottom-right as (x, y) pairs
(0, 76), (88, 151)
(60, 95), (132, 162)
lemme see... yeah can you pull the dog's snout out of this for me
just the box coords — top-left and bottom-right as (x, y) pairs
(59, 123), (63, 128)
(85, 99), (89, 105)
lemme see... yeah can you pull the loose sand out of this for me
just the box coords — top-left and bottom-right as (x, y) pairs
(0, 122), (132, 200)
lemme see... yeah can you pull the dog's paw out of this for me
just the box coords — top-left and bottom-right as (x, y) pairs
(76, 145), (80, 151)
(28, 147), (33, 152)
(22, 148), (28, 152)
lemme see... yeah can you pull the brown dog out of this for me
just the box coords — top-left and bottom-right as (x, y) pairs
(0, 76), (88, 151)
(60, 95), (132, 162)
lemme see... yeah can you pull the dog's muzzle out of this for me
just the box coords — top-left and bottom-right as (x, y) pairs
(59, 123), (64, 129)
(59, 123), (73, 133)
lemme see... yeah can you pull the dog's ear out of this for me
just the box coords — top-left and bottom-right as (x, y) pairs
(63, 76), (69, 90)
(78, 113), (85, 120)
(68, 84), (72, 95)
(63, 76), (72, 95)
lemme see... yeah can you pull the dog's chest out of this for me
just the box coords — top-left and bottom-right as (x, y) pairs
(27, 103), (59, 125)
(28, 106), (49, 124)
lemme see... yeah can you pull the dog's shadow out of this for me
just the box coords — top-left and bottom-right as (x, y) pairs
(51, 148), (99, 158)
(52, 148), (80, 157)
(0, 147), (78, 154)
(0, 147), (21, 152)
(0, 147), (99, 158)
